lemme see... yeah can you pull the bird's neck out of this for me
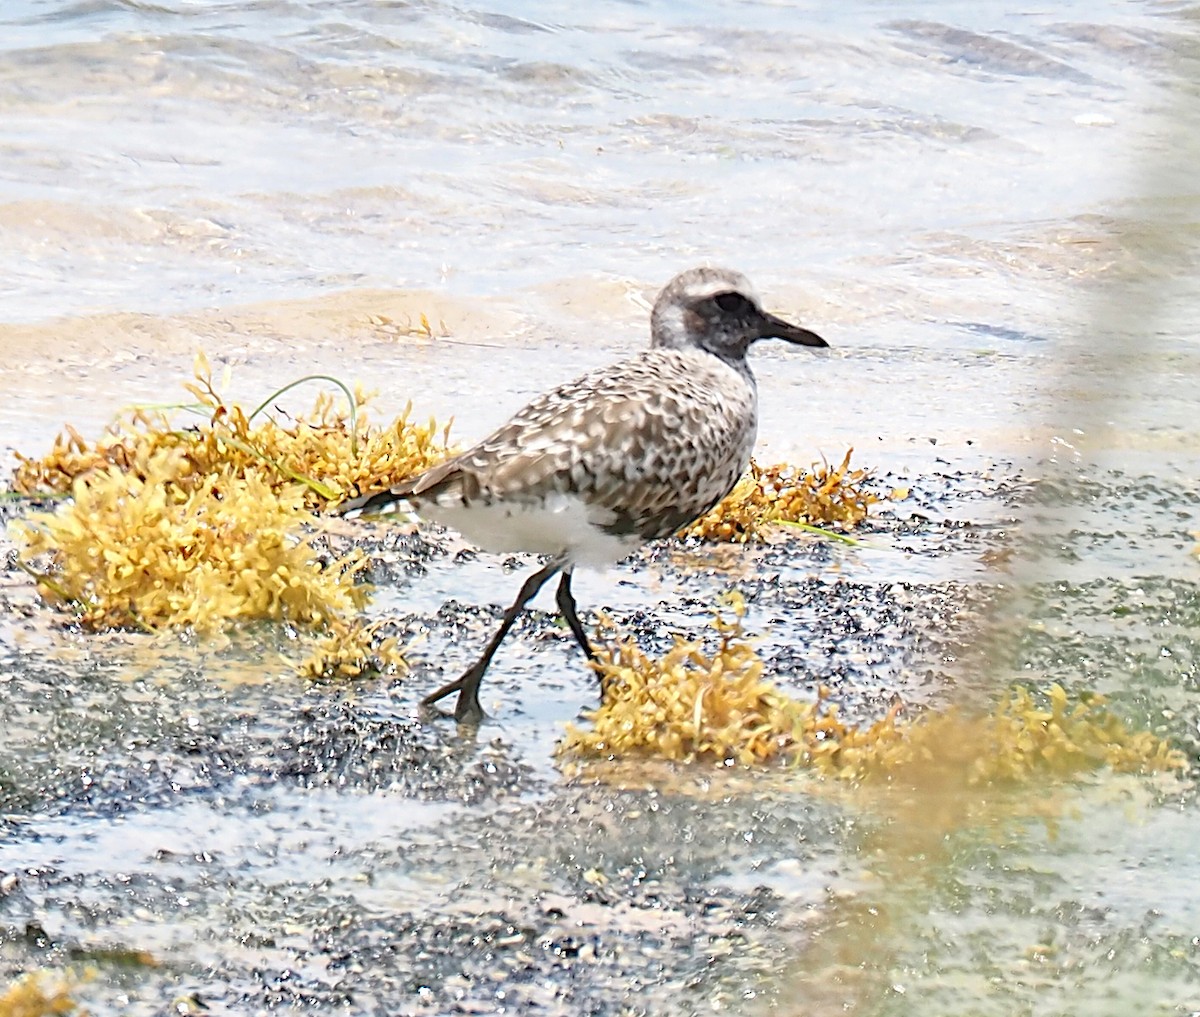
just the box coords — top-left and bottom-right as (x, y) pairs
(712, 348), (757, 387)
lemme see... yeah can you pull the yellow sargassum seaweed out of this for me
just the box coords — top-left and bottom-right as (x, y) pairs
(0, 971), (82, 1017)
(10, 352), (453, 512)
(561, 596), (797, 766)
(295, 617), (407, 680)
(806, 682), (1187, 784)
(560, 599), (1187, 780)
(682, 450), (878, 543)
(15, 447), (368, 633)
(8, 355), (421, 673)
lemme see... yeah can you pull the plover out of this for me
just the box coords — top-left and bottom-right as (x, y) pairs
(338, 267), (828, 723)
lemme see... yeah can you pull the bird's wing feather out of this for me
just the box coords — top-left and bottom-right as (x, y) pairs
(463, 352), (755, 523)
(339, 350), (755, 530)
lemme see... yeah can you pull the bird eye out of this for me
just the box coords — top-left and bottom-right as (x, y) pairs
(713, 292), (749, 314)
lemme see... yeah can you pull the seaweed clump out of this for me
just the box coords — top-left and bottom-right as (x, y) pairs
(0, 972), (82, 1017)
(681, 450), (878, 543)
(809, 681), (1187, 784)
(10, 353), (451, 510)
(295, 618), (408, 680)
(14, 447), (366, 633)
(559, 598), (1187, 781)
(8, 355), (439, 677)
(561, 594), (794, 766)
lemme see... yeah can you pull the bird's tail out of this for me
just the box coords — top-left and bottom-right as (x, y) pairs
(334, 487), (409, 519)
(333, 457), (465, 519)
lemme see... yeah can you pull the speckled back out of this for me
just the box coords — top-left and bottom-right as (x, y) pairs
(408, 347), (759, 539)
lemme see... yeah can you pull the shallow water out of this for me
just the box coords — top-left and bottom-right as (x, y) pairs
(0, 0), (1166, 319)
(1, 1), (1199, 1015)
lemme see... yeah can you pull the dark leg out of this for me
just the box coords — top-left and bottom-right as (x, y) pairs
(422, 557), (564, 724)
(555, 568), (596, 664)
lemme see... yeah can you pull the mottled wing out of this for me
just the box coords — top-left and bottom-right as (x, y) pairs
(450, 350), (757, 538)
(339, 349), (756, 532)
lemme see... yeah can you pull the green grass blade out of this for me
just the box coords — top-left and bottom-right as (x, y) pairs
(247, 374), (361, 457)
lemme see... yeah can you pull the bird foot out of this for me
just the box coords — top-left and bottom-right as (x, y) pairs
(421, 670), (485, 725)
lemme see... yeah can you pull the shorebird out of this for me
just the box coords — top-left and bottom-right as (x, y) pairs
(338, 267), (827, 723)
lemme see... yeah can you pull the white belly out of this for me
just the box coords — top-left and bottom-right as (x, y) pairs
(419, 493), (640, 567)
